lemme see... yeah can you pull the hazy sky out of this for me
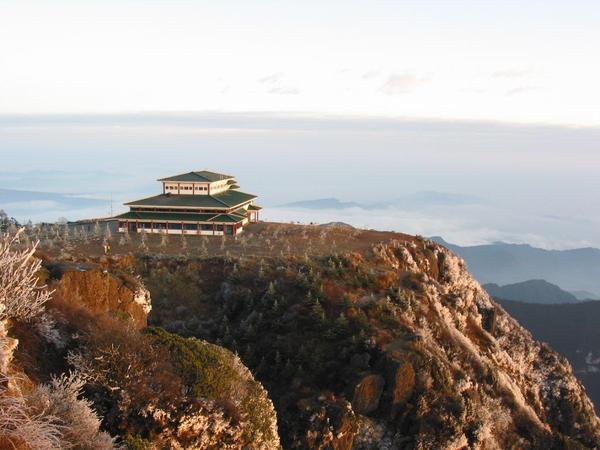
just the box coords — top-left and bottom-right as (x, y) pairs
(2, 1), (600, 125)
(1, 113), (599, 249)
(0, 2), (599, 248)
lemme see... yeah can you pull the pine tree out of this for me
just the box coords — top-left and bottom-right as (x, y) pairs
(255, 356), (267, 376)
(283, 358), (295, 379)
(267, 281), (276, 296)
(311, 299), (325, 322)
(334, 313), (349, 336)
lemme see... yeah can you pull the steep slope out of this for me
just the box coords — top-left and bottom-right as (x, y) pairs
(498, 299), (600, 415)
(484, 280), (579, 304)
(137, 227), (600, 449)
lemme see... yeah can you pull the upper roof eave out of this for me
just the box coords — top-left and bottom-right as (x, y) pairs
(124, 190), (257, 209)
(158, 170), (235, 183)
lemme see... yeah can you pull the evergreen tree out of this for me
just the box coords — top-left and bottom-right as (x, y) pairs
(310, 299), (326, 322)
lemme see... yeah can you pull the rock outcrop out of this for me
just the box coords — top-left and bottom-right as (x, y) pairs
(140, 230), (600, 449)
(45, 261), (151, 329)
(4, 250), (281, 449)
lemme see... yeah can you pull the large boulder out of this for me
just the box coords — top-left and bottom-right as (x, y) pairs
(352, 374), (385, 415)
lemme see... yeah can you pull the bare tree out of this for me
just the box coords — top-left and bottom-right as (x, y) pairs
(93, 222), (101, 239)
(140, 230), (149, 252)
(103, 223), (112, 242)
(0, 229), (115, 449)
(199, 237), (208, 257)
(180, 233), (188, 253)
(160, 231), (169, 249)
(62, 224), (71, 242)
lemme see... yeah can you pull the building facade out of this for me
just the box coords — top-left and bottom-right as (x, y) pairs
(115, 171), (261, 236)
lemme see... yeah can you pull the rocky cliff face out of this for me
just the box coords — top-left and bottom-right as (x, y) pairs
(361, 240), (600, 448)
(138, 228), (600, 449)
(44, 260), (151, 329)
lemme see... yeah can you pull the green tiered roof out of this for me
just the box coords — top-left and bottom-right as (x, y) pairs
(158, 170), (234, 182)
(115, 211), (246, 224)
(125, 190), (257, 209)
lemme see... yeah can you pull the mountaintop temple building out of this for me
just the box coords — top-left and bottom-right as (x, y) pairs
(115, 170), (261, 236)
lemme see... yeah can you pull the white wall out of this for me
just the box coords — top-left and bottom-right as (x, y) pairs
(162, 181), (233, 195)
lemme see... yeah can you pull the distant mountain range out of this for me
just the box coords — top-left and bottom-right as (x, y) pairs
(281, 198), (362, 209)
(484, 279), (580, 304)
(278, 191), (483, 210)
(571, 290), (600, 301)
(430, 236), (600, 298)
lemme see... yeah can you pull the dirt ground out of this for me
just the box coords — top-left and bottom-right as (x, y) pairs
(30, 221), (418, 261)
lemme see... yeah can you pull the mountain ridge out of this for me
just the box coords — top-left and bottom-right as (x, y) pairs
(484, 279), (579, 304)
(429, 236), (600, 296)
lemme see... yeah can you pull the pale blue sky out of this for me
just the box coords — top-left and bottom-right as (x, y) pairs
(2, 0), (600, 124)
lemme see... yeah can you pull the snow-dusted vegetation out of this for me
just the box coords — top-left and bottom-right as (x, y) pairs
(0, 230), (115, 449)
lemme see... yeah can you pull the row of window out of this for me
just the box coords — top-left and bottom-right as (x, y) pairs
(165, 185), (209, 191)
(119, 222), (228, 231)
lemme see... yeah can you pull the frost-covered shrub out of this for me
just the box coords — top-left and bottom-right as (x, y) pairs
(0, 231), (115, 449)
(0, 386), (62, 450)
(27, 372), (115, 450)
(0, 230), (52, 321)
